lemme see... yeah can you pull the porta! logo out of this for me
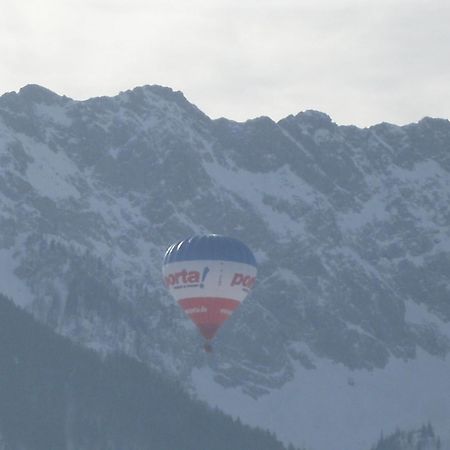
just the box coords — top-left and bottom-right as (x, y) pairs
(165, 267), (209, 289)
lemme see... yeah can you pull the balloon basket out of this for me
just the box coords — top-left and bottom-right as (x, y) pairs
(204, 342), (213, 353)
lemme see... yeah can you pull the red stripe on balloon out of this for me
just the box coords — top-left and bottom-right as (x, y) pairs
(178, 297), (240, 340)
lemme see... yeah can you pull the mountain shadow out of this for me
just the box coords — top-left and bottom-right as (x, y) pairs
(0, 293), (295, 450)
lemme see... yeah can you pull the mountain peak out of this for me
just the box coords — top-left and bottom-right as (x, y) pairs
(295, 109), (333, 125)
(18, 84), (69, 105)
(119, 84), (210, 122)
(124, 84), (184, 102)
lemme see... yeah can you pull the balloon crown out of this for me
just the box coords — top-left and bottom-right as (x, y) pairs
(163, 234), (256, 267)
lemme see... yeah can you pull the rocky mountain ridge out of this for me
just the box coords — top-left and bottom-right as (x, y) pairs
(1, 84), (449, 449)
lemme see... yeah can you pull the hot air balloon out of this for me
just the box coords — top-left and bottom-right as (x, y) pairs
(162, 235), (257, 351)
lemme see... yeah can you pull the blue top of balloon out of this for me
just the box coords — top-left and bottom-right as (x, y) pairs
(163, 235), (257, 267)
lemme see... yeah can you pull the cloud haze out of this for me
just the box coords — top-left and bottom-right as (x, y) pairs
(2, 0), (449, 126)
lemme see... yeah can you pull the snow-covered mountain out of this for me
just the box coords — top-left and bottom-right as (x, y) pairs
(0, 84), (449, 450)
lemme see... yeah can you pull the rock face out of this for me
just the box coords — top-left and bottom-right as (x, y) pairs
(1, 84), (450, 448)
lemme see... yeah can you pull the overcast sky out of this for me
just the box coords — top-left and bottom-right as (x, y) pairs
(2, 0), (450, 126)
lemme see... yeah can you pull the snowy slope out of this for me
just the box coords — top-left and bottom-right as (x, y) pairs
(1, 84), (450, 450)
(192, 349), (450, 450)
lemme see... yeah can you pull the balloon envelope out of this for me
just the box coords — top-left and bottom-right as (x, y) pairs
(162, 235), (257, 341)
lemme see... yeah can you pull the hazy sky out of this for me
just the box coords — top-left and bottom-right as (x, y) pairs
(2, 0), (450, 126)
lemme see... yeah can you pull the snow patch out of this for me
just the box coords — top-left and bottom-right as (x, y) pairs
(21, 137), (81, 200)
(339, 192), (388, 231)
(35, 103), (72, 127)
(192, 352), (450, 450)
(405, 300), (450, 341)
(203, 159), (323, 239)
(0, 248), (34, 307)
